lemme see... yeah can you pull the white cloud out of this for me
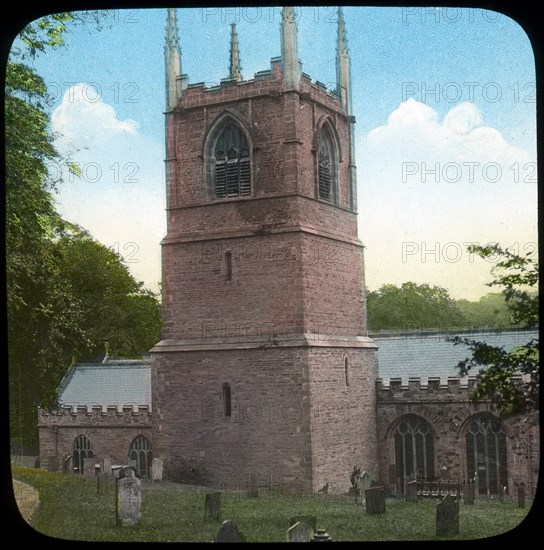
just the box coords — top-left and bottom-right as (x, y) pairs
(358, 99), (537, 301)
(52, 83), (139, 150)
(365, 98), (530, 166)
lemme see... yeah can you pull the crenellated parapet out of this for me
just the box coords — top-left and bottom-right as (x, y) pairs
(38, 405), (152, 426)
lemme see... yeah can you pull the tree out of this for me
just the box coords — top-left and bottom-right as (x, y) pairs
(456, 293), (519, 330)
(367, 282), (466, 332)
(6, 12), (161, 451)
(451, 244), (539, 415)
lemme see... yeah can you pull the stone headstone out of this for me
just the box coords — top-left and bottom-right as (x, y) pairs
(151, 458), (163, 481)
(117, 470), (141, 527)
(97, 472), (114, 496)
(499, 485), (506, 503)
(83, 457), (96, 477)
(287, 522), (314, 542)
(47, 456), (57, 472)
(406, 480), (417, 502)
(436, 494), (459, 536)
(517, 484), (525, 508)
(204, 492), (221, 521)
(102, 457), (112, 475)
(365, 486), (386, 514)
(463, 483), (475, 505)
(216, 519), (243, 542)
(359, 471), (372, 504)
(247, 473), (258, 498)
(289, 515), (317, 531)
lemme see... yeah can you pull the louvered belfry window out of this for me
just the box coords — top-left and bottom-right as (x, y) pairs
(318, 130), (333, 201)
(214, 123), (251, 198)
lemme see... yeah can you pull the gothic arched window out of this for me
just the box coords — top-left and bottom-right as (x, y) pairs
(214, 122), (251, 198)
(466, 414), (507, 495)
(317, 125), (337, 202)
(72, 434), (94, 475)
(394, 415), (435, 486)
(128, 435), (153, 479)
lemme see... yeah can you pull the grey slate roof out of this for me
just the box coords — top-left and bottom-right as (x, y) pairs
(58, 359), (151, 407)
(373, 328), (538, 384)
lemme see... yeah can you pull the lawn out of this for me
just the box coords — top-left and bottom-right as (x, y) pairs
(12, 466), (533, 542)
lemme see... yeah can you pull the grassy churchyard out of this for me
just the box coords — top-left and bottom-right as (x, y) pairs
(12, 466), (533, 542)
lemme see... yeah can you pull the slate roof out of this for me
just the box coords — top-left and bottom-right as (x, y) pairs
(373, 328), (538, 384)
(57, 359), (151, 407)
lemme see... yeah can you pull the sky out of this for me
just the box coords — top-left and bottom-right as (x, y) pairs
(11, 6), (538, 301)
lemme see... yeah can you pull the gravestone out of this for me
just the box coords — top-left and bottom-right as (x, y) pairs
(97, 472), (114, 496)
(83, 457), (96, 477)
(204, 492), (221, 521)
(128, 459), (137, 470)
(436, 494), (459, 536)
(517, 484), (525, 508)
(365, 486), (386, 514)
(287, 522), (314, 542)
(216, 519), (243, 542)
(406, 480), (417, 502)
(151, 458), (163, 481)
(359, 471), (372, 504)
(102, 457), (112, 475)
(463, 483), (475, 505)
(311, 529), (332, 542)
(117, 470), (141, 527)
(499, 485), (506, 503)
(247, 474), (258, 498)
(47, 456), (57, 472)
(289, 515), (317, 531)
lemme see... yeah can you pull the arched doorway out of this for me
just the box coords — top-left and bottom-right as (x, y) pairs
(128, 435), (152, 478)
(465, 414), (508, 495)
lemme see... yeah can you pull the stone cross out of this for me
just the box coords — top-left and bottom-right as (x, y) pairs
(216, 519), (243, 542)
(436, 494), (459, 536)
(287, 522), (314, 542)
(204, 492), (221, 521)
(365, 486), (386, 514)
(117, 470), (141, 527)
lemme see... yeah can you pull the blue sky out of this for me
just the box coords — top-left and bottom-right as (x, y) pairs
(15, 6), (537, 300)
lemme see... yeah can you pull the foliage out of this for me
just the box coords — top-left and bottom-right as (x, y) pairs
(6, 12), (160, 451)
(12, 467), (533, 542)
(367, 282), (466, 332)
(456, 293), (518, 330)
(451, 244), (539, 415)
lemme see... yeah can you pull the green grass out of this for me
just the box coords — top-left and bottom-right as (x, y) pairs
(12, 466), (533, 542)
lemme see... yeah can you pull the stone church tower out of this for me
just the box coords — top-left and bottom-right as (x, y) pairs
(151, 7), (378, 492)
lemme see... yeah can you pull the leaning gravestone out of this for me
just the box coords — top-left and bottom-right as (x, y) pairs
(406, 480), (417, 502)
(151, 458), (163, 481)
(204, 492), (221, 521)
(365, 486), (386, 514)
(117, 470), (141, 527)
(436, 494), (459, 536)
(216, 519), (244, 542)
(289, 515), (317, 531)
(287, 522), (314, 542)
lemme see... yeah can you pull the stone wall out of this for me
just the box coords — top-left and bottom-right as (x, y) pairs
(38, 407), (152, 472)
(376, 378), (540, 498)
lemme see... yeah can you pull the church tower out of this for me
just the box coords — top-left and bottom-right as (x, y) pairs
(152, 7), (378, 492)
